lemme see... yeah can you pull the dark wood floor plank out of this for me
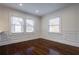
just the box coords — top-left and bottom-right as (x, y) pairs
(0, 38), (79, 55)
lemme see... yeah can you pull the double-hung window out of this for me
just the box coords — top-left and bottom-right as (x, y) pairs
(11, 16), (34, 33)
(48, 17), (60, 33)
(11, 16), (24, 33)
(26, 19), (34, 32)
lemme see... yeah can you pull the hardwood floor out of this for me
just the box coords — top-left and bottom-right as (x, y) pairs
(0, 38), (79, 55)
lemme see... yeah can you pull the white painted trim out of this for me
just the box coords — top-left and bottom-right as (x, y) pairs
(0, 36), (39, 46)
(42, 36), (79, 47)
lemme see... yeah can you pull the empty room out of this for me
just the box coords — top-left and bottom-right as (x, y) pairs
(0, 3), (79, 55)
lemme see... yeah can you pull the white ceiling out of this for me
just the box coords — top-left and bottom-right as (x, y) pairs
(1, 3), (72, 16)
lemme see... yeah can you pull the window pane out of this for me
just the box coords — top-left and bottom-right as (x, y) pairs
(15, 25), (22, 33)
(26, 19), (34, 32)
(11, 16), (24, 33)
(11, 16), (23, 25)
(26, 26), (33, 32)
(49, 17), (60, 25)
(49, 26), (60, 32)
(26, 19), (34, 26)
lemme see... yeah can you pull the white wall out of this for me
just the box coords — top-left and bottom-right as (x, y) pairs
(0, 4), (79, 47)
(41, 4), (79, 47)
(76, 4), (79, 44)
(0, 6), (41, 46)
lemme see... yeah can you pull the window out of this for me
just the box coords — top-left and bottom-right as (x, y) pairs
(11, 16), (24, 33)
(48, 17), (60, 33)
(26, 19), (34, 32)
